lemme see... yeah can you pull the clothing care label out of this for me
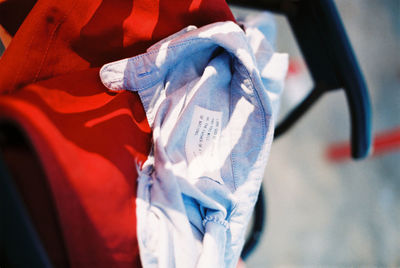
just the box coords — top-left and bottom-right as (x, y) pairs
(185, 105), (224, 184)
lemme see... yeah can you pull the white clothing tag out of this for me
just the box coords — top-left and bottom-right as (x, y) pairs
(185, 105), (223, 184)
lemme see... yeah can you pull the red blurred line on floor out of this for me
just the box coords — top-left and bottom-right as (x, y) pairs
(326, 127), (400, 162)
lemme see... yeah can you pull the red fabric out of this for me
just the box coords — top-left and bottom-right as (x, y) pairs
(0, 0), (234, 266)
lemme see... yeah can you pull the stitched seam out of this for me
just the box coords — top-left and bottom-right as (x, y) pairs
(12, 29), (36, 92)
(103, 38), (214, 91)
(229, 61), (269, 192)
(237, 63), (268, 136)
(33, 0), (80, 83)
(229, 75), (237, 191)
(202, 216), (229, 229)
(104, 43), (206, 92)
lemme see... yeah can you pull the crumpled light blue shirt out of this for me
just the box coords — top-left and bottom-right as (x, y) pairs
(100, 14), (288, 268)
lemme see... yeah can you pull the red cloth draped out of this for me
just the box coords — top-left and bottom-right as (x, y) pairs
(0, 0), (234, 266)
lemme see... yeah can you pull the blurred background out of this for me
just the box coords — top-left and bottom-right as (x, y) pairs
(232, 0), (400, 267)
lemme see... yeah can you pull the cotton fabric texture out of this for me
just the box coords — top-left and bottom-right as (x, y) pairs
(0, 0), (235, 266)
(100, 17), (288, 268)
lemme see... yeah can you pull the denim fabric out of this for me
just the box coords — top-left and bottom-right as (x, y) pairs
(100, 15), (288, 268)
